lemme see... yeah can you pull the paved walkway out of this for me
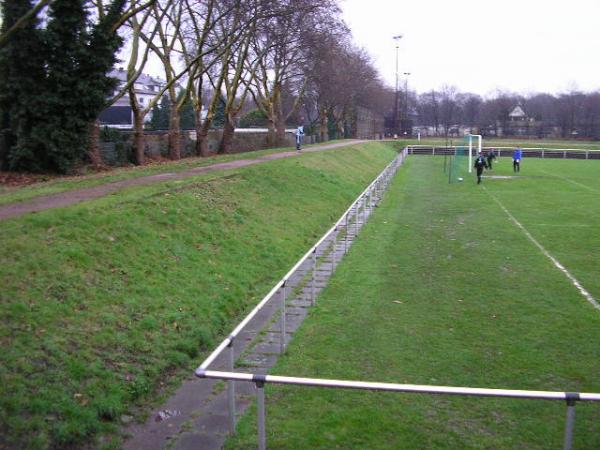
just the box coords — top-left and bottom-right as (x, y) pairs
(0, 140), (366, 221)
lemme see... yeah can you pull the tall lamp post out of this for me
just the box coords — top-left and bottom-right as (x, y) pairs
(403, 72), (411, 135)
(393, 35), (402, 137)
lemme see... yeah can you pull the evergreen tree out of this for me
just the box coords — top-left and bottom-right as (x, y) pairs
(1, 0), (126, 173)
(149, 95), (170, 130)
(179, 94), (195, 130)
(148, 104), (162, 131)
(0, 0), (45, 170)
(238, 109), (268, 128)
(212, 96), (227, 128)
(327, 110), (338, 140)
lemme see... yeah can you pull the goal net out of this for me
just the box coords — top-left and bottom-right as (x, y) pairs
(449, 134), (481, 183)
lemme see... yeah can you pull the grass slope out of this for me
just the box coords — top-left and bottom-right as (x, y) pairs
(0, 142), (396, 449)
(227, 155), (600, 449)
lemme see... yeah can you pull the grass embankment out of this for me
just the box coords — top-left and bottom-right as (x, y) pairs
(228, 156), (600, 449)
(0, 142), (396, 449)
(0, 140), (347, 207)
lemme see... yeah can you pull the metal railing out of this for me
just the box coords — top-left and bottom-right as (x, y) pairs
(406, 145), (600, 159)
(198, 370), (600, 450)
(196, 148), (407, 431)
(194, 146), (600, 449)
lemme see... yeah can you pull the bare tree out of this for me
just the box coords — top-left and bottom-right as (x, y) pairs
(457, 93), (482, 131)
(304, 30), (349, 140)
(140, 0), (187, 159)
(556, 90), (586, 138)
(117, 4), (167, 165)
(439, 86), (458, 137)
(215, 1), (263, 153)
(0, 0), (155, 47)
(248, 0), (338, 146)
(581, 92), (600, 139)
(484, 90), (518, 136)
(178, 0), (259, 156)
(417, 90), (440, 135)
(177, 0), (224, 157)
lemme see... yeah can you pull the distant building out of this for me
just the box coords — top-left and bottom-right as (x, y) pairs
(99, 69), (165, 129)
(509, 105), (527, 122)
(499, 105), (543, 137)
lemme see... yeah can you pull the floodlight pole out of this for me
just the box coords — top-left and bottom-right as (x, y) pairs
(403, 72), (411, 135)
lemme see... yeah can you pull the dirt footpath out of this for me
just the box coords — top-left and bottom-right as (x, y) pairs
(0, 141), (366, 221)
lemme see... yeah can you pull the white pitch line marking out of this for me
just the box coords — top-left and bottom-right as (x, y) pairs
(532, 224), (591, 228)
(484, 187), (600, 312)
(539, 170), (599, 193)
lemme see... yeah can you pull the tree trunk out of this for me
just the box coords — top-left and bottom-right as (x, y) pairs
(219, 115), (235, 154)
(266, 119), (276, 147)
(196, 118), (212, 157)
(275, 116), (286, 147)
(196, 128), (209, 157)
(319, 107), (327, 142)
(133, 110), (145, 165)
(0, 132), (6, 170)
(337, 121), (344, 139)
(87, 120), (103, 168)
(168, 105), (181, 160)
(194, 118), (205, 157)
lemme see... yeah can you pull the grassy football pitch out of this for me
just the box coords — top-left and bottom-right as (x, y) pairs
(228, 155), (600, 449)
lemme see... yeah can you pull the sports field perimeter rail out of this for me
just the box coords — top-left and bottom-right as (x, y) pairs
(194, 147), (599, 450)
(407, 145), (600, 159)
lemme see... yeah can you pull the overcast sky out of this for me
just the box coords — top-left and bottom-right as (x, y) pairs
(342, 0), (600, 97)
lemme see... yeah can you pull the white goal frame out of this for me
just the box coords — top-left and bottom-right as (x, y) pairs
(467, 134), (482, 173)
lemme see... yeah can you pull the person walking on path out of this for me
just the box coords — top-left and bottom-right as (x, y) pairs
(486, 149), (497, 170)
(296, 124), (305, 151)
(512, 148), (522, 172)
(474, 150), (488, 184)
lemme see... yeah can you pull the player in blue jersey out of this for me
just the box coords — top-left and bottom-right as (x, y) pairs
(512, 148), (522, 172)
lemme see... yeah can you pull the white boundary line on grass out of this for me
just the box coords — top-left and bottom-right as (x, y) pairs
(539, 170), (599, 193)
(484, 187), (600, 312)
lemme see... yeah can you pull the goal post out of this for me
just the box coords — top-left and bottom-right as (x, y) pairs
(449, 134), (482, 183)
(467, 134), (482, 174)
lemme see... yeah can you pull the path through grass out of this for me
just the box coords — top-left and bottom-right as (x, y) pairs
(0, 140), (348, 207)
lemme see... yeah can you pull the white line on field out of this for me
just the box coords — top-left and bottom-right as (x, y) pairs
(532, 223), (591, 228)
(539, 170), (599, 193)
(484, 187), (600, 312)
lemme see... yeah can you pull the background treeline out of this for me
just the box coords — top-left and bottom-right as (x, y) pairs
(410, 87), (600, 139)
(2, 0), (599, 174)
(0, 0), (391, 173)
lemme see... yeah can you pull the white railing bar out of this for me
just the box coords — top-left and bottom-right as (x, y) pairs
(197, 370), (600, 402)
(406, 145), (600, 152)
(197, 337), (234, 372)
(199, 275), (290, 370)
(481, 147), (600, 152)
(197, 151), (405, 371)
(277, 154), (398, 282)
(194, 148), (599, 450)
